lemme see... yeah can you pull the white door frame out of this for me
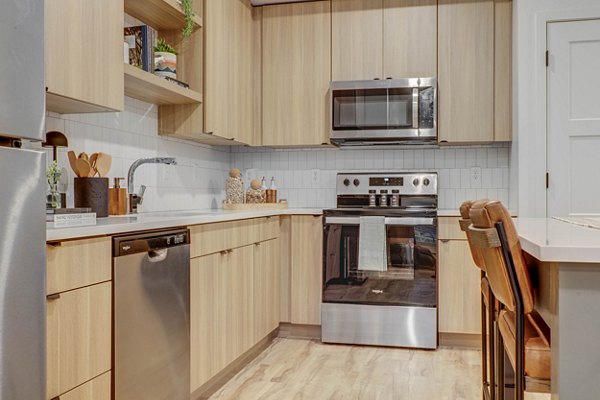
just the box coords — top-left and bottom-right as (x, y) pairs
(516, 4), (600, 217)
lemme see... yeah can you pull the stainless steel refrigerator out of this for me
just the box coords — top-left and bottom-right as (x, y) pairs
(0, 1), (47, 399)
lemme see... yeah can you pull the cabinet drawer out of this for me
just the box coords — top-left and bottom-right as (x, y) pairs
(261, 216), (280, 241)
(46, 237), (111, 295)
(438, 217), (466, 241)
(47, 282), (111, 399)
(58, 371), (111, 400)
(190, 217), (279, 258)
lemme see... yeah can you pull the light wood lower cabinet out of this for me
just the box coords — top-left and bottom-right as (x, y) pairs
(254, 239), (281, 340)
(46, 237), (111, 295)
(58, 371), (111, 400)
(290, 216), (323, 325)
(46, 282), (112, 399)
(191, 245), (255, 392)
(438, 240), (482, 334)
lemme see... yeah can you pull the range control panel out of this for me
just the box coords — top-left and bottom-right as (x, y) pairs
(336, 173), (438, 196)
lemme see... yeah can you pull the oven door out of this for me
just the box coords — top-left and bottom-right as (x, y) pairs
(323, 216), (437, 308)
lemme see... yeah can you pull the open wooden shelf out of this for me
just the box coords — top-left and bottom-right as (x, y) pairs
(124, 0), (203, 31)
(124, 63), (203, 105)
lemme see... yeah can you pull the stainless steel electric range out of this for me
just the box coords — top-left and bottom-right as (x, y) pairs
(322, 172), (438, 349)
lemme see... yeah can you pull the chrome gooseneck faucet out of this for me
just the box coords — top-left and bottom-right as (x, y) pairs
(127, 157), (177, 213)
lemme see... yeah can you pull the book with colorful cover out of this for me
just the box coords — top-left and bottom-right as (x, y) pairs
(124, 26), (143, 68)
(125, 25), (156, 72)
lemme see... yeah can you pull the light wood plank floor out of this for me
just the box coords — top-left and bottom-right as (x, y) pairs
(209, 338), (480, 399)
(209, 338), (551, 400)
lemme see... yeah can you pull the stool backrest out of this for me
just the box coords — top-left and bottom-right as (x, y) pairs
(459, 200), (487, 271)
(468, 201), (535, 315)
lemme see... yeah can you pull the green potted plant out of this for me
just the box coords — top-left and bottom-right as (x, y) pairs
(154, 38), (177, 79)
(46, 161), (62, 209)
(180, 0), (195, 39)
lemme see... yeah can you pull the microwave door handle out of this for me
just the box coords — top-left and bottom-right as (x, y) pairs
(412, 87), (419, 129)
(325, 216), (435, 226)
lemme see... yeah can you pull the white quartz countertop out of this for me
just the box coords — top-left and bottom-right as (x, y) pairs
(46, 208), (323, 242)
(515, 217), (600, 263)
(47, 207), (522, 242)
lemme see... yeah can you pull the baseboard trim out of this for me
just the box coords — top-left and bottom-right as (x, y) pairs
(191, 329), (279, 400)
(439, 332), (482, 349)
(278, 323), (321, 339)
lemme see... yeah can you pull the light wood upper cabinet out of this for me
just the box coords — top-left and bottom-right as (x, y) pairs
(45, 0), (124, 113)
(47, 282), (112, 399)
(204, 0), (257, 145)
(333, 0), (436, 81)
(290, 215), (323, 325)
(332, 0), (383, 81)
(494, 0), (512, 141)
(438, 0), (495, 143)
(383, 0), (437, 78)
(438, 240), (482, 334)
(262, 1), (331, 147)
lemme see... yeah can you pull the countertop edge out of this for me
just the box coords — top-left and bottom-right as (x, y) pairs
(46, 208), (323, 242)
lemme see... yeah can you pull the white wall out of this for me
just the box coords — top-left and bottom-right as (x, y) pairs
(232, 145), (511, 210)
(41, 97), (230, 212)
(514, 0), (600, 216)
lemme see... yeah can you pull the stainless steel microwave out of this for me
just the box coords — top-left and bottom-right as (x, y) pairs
(330, 78), (437, 146)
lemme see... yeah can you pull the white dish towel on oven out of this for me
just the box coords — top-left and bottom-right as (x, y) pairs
(358, 216), (388, 272)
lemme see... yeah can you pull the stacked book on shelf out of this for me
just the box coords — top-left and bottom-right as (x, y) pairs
(124, 25), (156, 73)
(46, 208), (96, 228)
(123, 23), (191, 90)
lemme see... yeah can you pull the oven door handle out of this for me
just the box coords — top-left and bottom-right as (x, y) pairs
(325, 216), (435, 226)
(412, 87), (419, 129)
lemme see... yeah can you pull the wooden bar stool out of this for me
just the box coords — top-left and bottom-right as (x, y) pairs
(459, 200), (497, 400)
(467, 201), (551, 400)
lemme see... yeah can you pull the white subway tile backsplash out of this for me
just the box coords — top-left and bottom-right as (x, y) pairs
(43, 97), (229, 212)
(232, 144), (512, 209)
(43, 95), (512, 212)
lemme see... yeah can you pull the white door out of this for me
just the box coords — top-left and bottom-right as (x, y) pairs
(547, 19), (600, 217)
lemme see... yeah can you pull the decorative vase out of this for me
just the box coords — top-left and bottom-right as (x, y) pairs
(47, 182), (61, 209)
(154, 52), (177, 79)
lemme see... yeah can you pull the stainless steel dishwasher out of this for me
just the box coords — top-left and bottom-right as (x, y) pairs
(113, 229), (190, 400)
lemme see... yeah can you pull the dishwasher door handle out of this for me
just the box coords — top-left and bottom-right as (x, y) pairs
(148, 249), (168, 263)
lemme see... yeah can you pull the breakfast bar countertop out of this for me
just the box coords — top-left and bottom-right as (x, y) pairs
(515, 217), (600, 263)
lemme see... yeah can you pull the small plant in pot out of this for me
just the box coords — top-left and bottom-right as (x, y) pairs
(154, 38), (177, 79)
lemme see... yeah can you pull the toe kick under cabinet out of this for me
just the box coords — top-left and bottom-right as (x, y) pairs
(46, 237), (112, 400)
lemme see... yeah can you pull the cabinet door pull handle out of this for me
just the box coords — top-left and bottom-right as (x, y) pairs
(47, 242), (62, 247)
(220, 250), (228, 255)
(47, 293), (61, 300)
(440, 239), (450, 243)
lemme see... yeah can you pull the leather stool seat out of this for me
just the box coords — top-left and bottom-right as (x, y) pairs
(498, 310), (551, 380)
